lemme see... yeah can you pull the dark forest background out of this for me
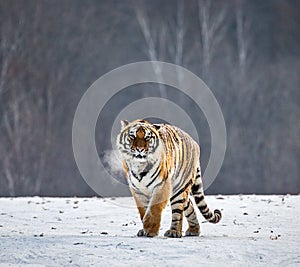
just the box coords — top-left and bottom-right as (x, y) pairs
(0, 0), (299, 196)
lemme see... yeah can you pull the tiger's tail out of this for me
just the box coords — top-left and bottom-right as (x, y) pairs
(192, 167), (222, 224)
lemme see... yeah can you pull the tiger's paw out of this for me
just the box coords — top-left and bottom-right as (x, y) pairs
(185, 226), (200, 236)
(142, 214), (160, 237)
(164, 229), (182, 238)
(137, 229), (145, 237)
(137, 229), (158, 237)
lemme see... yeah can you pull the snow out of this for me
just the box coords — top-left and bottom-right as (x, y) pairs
(0, 195), (299, 266)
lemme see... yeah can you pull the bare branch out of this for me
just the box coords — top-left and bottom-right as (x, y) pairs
(134, 4), (167, 98)
(4, 158), (15, 196)
(198, 0), (228, 74)
(235, 0), (252, 75)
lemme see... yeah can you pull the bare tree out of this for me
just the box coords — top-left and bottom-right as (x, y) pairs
(172, 0), (185, 88)
(0, 3), (24, 196)
(197, 0), (228, 77)
(0, 23), (21, 96)
(134, 2), (168, 98)
(235, 0), (252, 78)
(0, 2), (55, 195)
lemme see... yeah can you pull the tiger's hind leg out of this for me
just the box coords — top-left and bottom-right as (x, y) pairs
(164, 190), (190, 238)
(184, 198), (200, 236)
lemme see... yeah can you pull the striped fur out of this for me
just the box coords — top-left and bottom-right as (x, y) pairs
(117, 119), (222, 238)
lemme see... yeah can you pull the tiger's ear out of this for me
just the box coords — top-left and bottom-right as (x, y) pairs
(121, 120), (130, 129)
(153, 124), (161, 130)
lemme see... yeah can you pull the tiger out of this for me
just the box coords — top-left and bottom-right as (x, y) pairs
(117, 119), (222, 238)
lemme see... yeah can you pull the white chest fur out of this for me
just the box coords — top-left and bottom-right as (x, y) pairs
(126, 157), (161, 195)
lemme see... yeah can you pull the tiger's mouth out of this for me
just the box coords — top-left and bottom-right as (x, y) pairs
(131, 149), (148, 159)
(135, 154), (146, 159)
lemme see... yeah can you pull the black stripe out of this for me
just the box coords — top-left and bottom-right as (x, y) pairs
(174, 132), (185, 179)
(185, 209), (194, 218)
(146, 165), (161, 188)
(214, 209), (222, 216)
(120, 131), (125, 143)
(130, 182), (138, 190)
(195, 174), (201, 179)
(203, 212), (213, 219)
(189, 221), (198, 227)
(172, 179), (183, 194)
(186, 144), (196, 177)
(152, 179), (165, 189)
(192, 184), (200, 193)
(172, 209), (183, 214)
(151, 164), (161, 178)
(211, 216), (218, 223)
(194, 195), (204, 204)
(173, 132), (179, 144)
(141, 162), (154, 176)
(146, 175), (158, 188)
(179, 133), (185, 174)
(184, 201), (190, 211)
(139, 171), (148, 179)
(170, 179), (193, 202)
(131, 171), (141, 182)
(199, 204), (207, 211)
(151, 132), (159, 152)
(171, 199), (185, 206)
(168, 129), (178, 146)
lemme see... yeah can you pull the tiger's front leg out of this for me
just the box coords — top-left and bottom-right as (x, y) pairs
(130, 188), (165, 237)
(130, 188), (147, 221)
(138, 179), (171, 237)
(137, 201), (167, 237)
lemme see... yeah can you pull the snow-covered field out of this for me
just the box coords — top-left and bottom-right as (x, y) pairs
(0, 195), (299, 266)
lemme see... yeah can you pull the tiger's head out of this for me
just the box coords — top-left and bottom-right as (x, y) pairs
(117, 119), (161, 161)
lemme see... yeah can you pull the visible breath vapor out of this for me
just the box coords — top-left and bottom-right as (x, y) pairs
(102, 149), (125, 184)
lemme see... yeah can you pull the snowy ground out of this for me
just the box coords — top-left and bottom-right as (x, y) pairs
(0, 195), (299, 267)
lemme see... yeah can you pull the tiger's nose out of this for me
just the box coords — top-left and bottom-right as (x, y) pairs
(136, 147), (144, 152)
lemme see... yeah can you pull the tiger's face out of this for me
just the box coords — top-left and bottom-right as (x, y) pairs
(117, 120), (161, 161)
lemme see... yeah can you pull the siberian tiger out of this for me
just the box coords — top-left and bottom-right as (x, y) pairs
(117, 119), (222, 238)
